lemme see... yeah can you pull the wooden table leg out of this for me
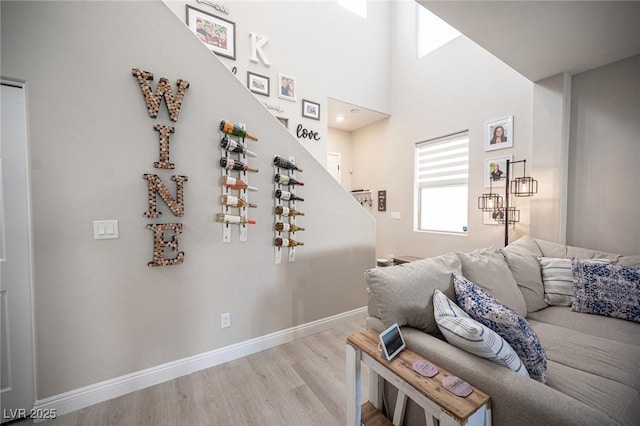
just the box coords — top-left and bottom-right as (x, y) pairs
(346, 344), (362, 426)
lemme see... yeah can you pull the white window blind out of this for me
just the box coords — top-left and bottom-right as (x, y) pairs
(415, 132), (469, 234)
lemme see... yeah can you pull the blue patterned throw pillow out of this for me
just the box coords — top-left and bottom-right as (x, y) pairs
(453, 274), (547, 383)
(572, 260), (640, 323)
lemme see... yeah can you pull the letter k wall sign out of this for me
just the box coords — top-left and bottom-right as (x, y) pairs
(249, 32), (271, 67)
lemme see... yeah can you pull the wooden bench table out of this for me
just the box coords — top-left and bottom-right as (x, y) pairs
(346, 330), (491, 426)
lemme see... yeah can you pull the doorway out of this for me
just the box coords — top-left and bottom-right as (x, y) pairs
(327, 152), (341, 184)
(1, 81), (36, 423)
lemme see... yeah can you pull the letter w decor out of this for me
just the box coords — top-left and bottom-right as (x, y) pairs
(132, 68), (190, 122)
(133, 67), (190, 267)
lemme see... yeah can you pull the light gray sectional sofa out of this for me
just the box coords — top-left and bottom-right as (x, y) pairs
(365, 236), (640, 426)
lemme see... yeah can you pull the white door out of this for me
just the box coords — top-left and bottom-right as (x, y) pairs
(327, 152), (341, 184)
(1, 82), (36, 423)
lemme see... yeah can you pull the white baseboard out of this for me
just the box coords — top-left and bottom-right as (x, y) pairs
(32, 306), (367, 418)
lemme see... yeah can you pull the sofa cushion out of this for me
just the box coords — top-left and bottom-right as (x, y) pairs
(529, 320), (640, 425)
(455, 247), (527, 316)
(365, 252), (462, 334)
(502, 236), (547, 313)
(454, 274), (547, 382)
(433, 289), (529, 377)
(571, 260), (640, 323)
(533, 238), (567, 258)
(618, 255), (640, 267)
(526, 306), (640, 347)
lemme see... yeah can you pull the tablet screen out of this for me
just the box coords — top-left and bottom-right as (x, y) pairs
(379, 323), (405, 360)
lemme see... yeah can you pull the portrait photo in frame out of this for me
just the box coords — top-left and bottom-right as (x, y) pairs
(278, 73), (296, 101)
(247, 71), (269, 96)
(186, 6), (236, 60)
(484, 155), (512, 188)
(302, 99), (320, 120)
(485, 115), (513, 151)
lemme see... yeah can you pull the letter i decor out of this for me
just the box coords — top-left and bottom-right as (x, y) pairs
(218, 120), (259, 242)
(132, 68), (189, 267)
(273, 155), (305, 264)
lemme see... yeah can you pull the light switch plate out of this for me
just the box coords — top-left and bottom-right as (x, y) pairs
(390, 212), (401, 220)
(94, 220), (119, 239)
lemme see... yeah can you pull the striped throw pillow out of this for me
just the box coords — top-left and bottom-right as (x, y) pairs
(539, 257), (609, 306)
(433, 289), (529, 377)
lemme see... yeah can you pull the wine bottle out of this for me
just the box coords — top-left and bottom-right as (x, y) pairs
(275, 189), (304, 202)
(215, 213), (256, 225)
(275, 222), (305, 232)
(274, 237), (304, 247)
(220, 157), (259, 173)
(274, 173), (304, 186)
(220, 120), (258, 141)
(221, 176), (257, 191)
(273, 156), (303, 172)
(220, 195), (257, 208)
(220, 135), (257, 157)
(274, 205), (305, 217)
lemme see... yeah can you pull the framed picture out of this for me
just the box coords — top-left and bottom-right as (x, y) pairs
(276, 116), (289, 128)
(301, 99), (320, 120)
(277, 73), (296, 101)
(186, 6), (236, 60)
(485, 115), (513, 151)
(247, 71), (269, 96)
(484, 155), (512, 188)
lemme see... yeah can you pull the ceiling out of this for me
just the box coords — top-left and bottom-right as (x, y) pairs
(419, 1), (640, 83)
(328, 1), (640, 132)
(327, 97), (390, 132)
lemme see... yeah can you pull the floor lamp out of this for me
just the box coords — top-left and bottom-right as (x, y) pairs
(479, 159), (537, 246)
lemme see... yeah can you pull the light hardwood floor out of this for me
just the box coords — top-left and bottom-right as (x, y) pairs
(23, 318), (370, 426)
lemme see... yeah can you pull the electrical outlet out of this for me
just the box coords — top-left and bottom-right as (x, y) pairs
(220, 313), (231, 328)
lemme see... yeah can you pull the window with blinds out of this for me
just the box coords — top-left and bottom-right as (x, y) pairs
(415, 132), (469, 234)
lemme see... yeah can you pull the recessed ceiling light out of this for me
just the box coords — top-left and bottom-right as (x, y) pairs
(336, 116), (345, 122)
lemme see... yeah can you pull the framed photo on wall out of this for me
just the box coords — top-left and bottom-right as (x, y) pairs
(247, 71), (270, 96)
(186, 6), (236, 60)
(485, 115), (513, 151)
(278, 73), (296, 101)
(484, 155), (512, 188)
(302, 99), (320, 120)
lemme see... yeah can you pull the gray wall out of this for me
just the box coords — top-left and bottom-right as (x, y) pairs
(567, 55), (640, 254)
(1, 1), (375, 399)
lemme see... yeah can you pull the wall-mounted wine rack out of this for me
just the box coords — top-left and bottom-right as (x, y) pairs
(218, 120), (258, 242)
(273, 155), (304, 264)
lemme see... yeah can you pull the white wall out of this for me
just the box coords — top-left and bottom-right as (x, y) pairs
(351, 2), (534, 259)
(1, 0), (375, 399)
(567, 54), (640, 254)
(166, 0), (391, 165)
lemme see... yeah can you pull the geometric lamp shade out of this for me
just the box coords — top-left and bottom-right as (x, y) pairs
(511, 176), (538, 197)
(477, 193), (503, 212)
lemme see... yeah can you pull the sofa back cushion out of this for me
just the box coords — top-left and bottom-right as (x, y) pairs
(502, 236), (547, 313)
(455, 247), (528, 317)
(365, 252), (462, 335)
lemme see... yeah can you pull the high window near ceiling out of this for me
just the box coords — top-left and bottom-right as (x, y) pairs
(415, 132), (469, 234)
(339, 0), (366, 18)
(417, 4), (461, 58)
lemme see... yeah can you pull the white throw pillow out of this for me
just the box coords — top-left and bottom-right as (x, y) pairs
(538, 257), (609, 306)
(433, 289), (529, 377)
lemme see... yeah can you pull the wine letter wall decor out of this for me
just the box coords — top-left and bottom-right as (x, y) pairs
(132, 68), (190, 267)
